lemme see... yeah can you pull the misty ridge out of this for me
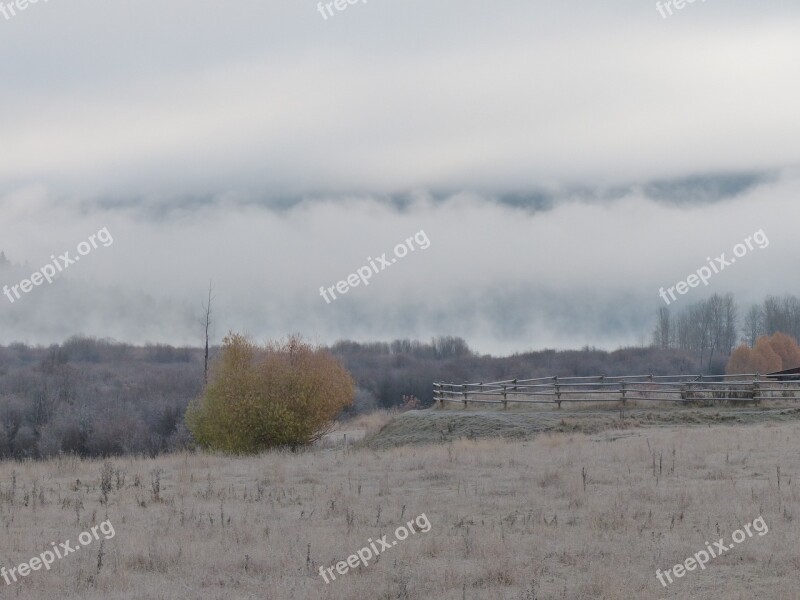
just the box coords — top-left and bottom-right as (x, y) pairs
(0, 170), (796, 355)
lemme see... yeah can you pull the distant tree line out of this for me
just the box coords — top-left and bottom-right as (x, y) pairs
(652, 294), (800, 372)
(0, 334), (708, 459)
(332, 337), (702, 415)
(0, 337), (200, 460)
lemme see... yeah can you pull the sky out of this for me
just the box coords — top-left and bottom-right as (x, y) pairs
(0, 0), (798, 355)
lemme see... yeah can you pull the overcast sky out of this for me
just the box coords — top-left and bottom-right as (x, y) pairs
(1, 0), (798, 354)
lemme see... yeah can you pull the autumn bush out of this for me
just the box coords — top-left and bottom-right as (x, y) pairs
(185, 334), (355, 453)
(726, 332), (800, 375)
(766, 332), (800, 369)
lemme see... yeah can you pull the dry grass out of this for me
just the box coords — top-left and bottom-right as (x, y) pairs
(436, 393), (800, 412)
(337, 409), (395, 436)
(317, 410), (396, 448)
(1, 420), (799, 599)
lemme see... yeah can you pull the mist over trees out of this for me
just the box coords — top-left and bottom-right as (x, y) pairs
(652, 293), (800, 372)
(652, 293), (738, 371)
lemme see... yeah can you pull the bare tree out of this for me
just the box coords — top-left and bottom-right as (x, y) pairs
(784, 295), (800, 342)
(706, 293), (737, 370)
(653, 307), (672, 349)
(671, 294), (737, 370)
(722, 294), (738, 354)
(742, 305), (763, 347)
(202, 282), (214, 385)
(757, 295), (800, 341)
(431, 336), (471, 359)
(691, 302), (713, 367)
(763, 295), (786, 335)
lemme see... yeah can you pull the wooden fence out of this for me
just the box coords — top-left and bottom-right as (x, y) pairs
(433, 373), (800, 409)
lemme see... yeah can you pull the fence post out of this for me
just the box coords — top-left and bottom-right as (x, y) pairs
(554, 376), (561, 409)
(512, 378), (518, 408)
(620, 380), (627, 406)
(753, 373), (760, 405)
(462, 383), (468, 409)
(502, 384), (508, 410)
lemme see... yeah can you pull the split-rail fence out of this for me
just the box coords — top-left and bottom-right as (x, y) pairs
(433, 373), (800, 409)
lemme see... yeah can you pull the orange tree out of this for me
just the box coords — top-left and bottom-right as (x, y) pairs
(186, 334), (354, 453)
(726, 333), (800, 375)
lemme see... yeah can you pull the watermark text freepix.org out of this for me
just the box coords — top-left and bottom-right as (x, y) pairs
(319, 230), (430, 304)
(1, 0), (50, 22)
(659, 229), (768, 306)
(2, 520), (115, 585)
(318, 513), (432, 584)
(656, 515), (768, 587)
(317, 0), (367, 20)
(656, 0), (707, 19)
(3, 226), (113, 304)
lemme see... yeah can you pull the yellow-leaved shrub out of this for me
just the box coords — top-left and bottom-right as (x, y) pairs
(186, 334), (354, 453)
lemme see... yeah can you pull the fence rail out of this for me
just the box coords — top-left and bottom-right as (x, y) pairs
(433, 373), (800, 409)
